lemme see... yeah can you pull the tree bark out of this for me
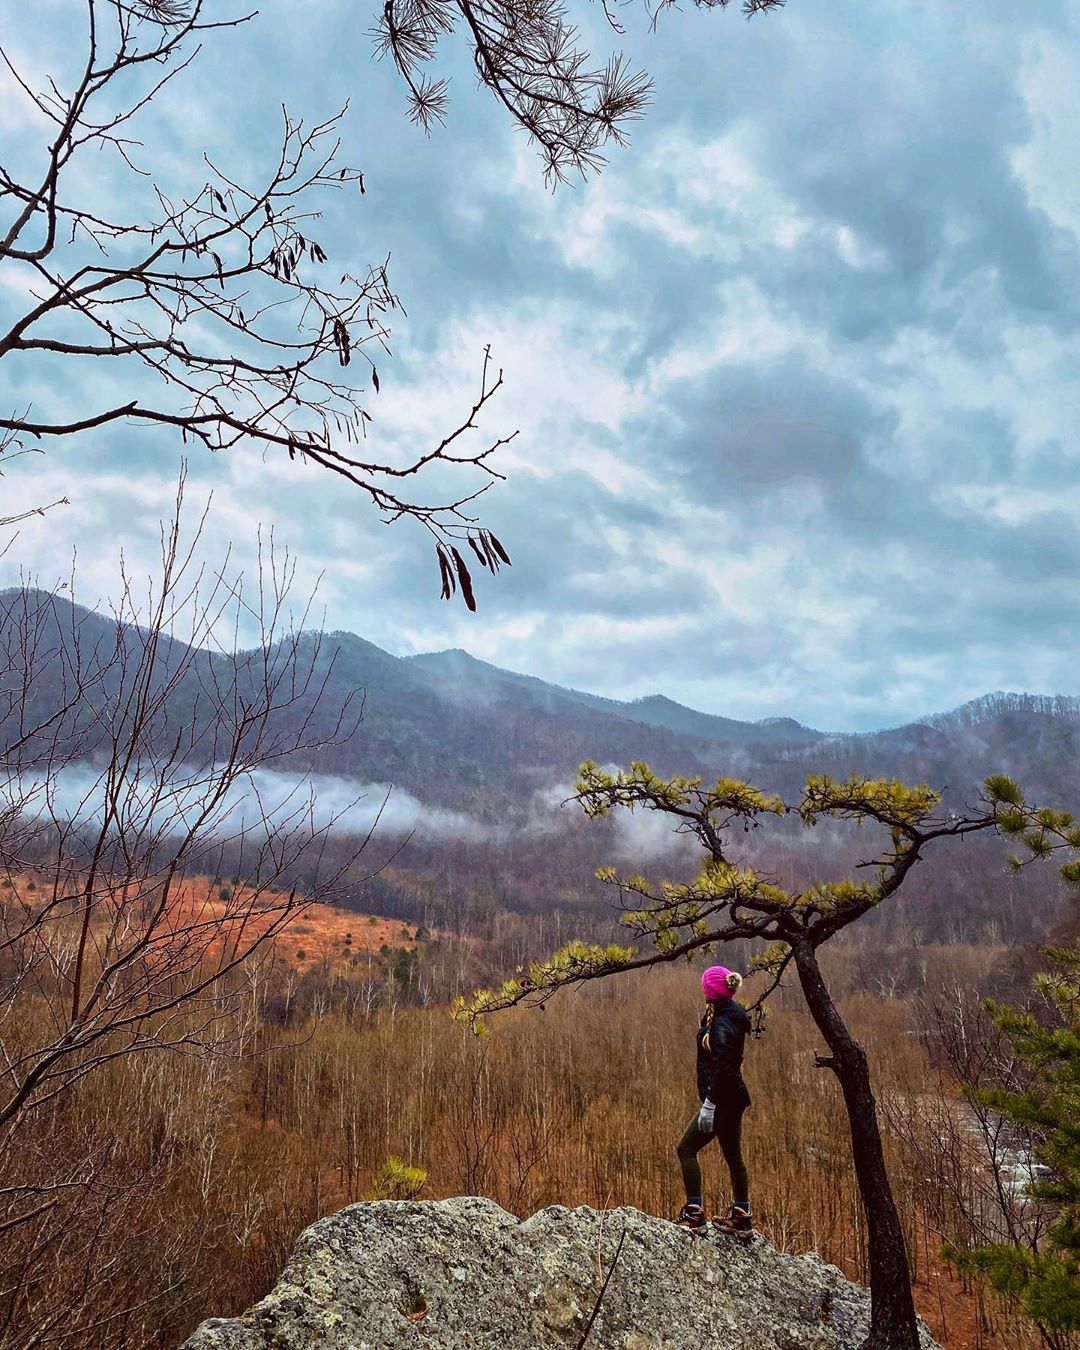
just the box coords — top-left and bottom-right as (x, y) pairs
(792, 938), (921, 1350)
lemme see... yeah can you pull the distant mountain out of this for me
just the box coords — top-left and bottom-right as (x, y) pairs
(406, 649), (824, 745)
(5, 588), (1080, 816)
(3, 591), (799, 804)
(8, 587), (1080, 944)
(578, 693), (821, 745)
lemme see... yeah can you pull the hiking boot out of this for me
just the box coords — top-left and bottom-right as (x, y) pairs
(712, 1206), (753, 1236)
(675, 1202), (708, 1236)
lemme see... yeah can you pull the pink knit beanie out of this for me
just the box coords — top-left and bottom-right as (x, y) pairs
(701, 965), (742, 1001)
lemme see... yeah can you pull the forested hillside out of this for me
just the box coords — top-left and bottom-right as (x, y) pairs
(4, 588), (1078, 949)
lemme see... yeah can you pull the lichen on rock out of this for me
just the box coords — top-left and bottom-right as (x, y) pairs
(182, 1196), (940, 1349)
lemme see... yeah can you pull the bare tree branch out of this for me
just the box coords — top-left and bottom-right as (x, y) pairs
(1, 1), (514, 603)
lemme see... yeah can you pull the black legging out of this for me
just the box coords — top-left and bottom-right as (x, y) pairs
(677, 1103), (749, 1206)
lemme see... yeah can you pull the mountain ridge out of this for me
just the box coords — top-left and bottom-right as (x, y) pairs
(404, 640), (1078, 745)
(7, 587), (1080, 941)
(5, 587), (1080, 817)
(8, 586), (1077, 746)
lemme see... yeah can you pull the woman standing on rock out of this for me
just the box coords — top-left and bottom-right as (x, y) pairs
(676, 965), (753, 1237)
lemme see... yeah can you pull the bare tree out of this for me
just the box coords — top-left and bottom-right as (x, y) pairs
(0, 0), (514, 605)
(904, 991), (1048, 1251)
(0, 480), (382, 1339)
(900, 991), (1075, 1350)
(376, 0), (786, 181)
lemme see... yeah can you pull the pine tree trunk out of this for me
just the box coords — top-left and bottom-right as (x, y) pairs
(792, 939), (921, 1350)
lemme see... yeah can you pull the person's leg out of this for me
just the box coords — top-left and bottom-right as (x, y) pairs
(676, 1111), (711, 1204)
(714, 1105), (750, 1213)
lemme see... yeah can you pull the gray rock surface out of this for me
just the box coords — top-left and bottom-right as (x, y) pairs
(182, 1196), (940, 1350)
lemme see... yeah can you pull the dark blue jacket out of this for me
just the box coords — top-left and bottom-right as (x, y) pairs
(696, 1000), (751, 1109)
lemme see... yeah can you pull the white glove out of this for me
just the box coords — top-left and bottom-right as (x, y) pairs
(697, 1098), (716, 1134)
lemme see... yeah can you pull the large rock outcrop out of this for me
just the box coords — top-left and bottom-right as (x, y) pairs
(183, 1197), (939, 1349)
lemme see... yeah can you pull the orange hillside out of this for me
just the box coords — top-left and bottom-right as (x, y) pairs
(0, 872), (415, 975)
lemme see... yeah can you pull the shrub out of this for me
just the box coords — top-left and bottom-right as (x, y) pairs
(367, 1157), (427, 1202)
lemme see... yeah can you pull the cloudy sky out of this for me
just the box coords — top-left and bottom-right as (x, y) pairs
(3, 0), (1080, 731)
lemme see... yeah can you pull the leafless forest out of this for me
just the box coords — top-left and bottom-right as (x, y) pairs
(0, 922), (1054, 1349)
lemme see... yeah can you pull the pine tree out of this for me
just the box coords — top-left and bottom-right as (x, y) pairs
(950, 943), (1080, 1343)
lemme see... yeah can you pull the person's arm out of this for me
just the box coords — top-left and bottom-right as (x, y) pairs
(704, 1010), (738, 1101)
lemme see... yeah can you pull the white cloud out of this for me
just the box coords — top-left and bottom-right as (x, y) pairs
(3, 763), (486, 843)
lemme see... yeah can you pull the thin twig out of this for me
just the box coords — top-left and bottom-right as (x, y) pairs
(577, 1228), (626, 1349)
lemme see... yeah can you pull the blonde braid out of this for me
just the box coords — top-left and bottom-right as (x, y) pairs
(702, 1001), (716, 1052)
